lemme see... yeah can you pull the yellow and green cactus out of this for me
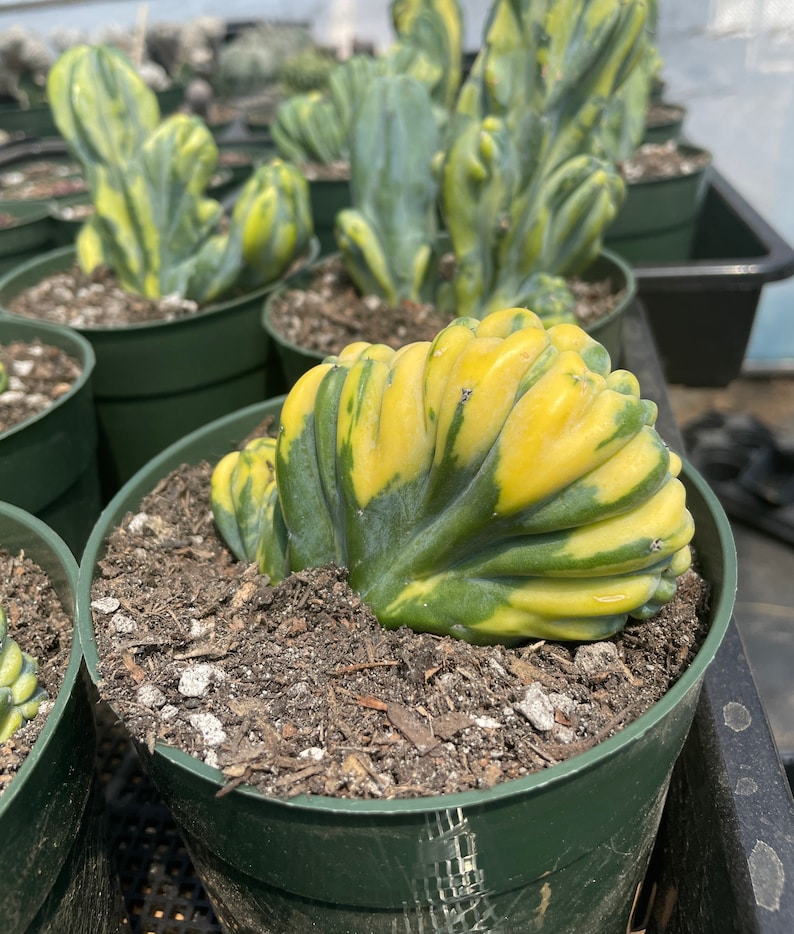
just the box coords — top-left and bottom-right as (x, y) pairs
(0, 361), (8, 394)
(48, 44), (313, 304)
(390, 0), (464, 111)
(335, 73), (441, 306)
(0, 606), (47, 743)
(212, 308), (694, 644)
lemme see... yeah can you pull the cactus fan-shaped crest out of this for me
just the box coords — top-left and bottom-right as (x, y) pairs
(212, 309), (694, 644)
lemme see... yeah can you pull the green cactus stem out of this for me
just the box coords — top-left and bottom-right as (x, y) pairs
(48, 44), (313, 304)
(0, 606), (47, 743)
(0, 361), (8, 394)
(334, 73), (441, 306)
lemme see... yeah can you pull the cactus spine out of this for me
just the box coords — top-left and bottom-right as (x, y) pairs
(0, 606), (46, 743)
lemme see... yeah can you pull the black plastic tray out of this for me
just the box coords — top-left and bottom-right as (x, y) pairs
(632, 167), (794, 387)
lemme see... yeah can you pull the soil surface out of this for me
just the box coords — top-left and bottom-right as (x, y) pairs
(0, 338), (82, 435)
(620, 140), (712, 184)
(267, 255), (625, 357)
(7, 265), (204, 329)
(0, 549), (73, 794)
(0, 159), (88, 202)
(90, 456), (710, 801)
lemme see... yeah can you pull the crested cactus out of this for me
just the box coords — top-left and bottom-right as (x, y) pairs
(334, 73), (441, 306)
(0, 606), (47, 743)
(48, 44), (313, 304)
(212, 307), (694, 644)
(440, 115), (625, 320)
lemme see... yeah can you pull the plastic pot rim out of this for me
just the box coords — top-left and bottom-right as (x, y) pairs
(623, 143), (713, 192)
(0, 501), (82, 813)
(77, 398), (737, 818)
(0, 238), (320, 335)
(0, 314), (96, 441)
(262, 247), (636, 358)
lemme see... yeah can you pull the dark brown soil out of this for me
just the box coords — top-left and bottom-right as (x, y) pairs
(0, 549), (74, 794)
(268, 255), (625, 356)
(90, 457), (710, 801)
(0, 339), (82, 434)
(620, 141), (712, 184)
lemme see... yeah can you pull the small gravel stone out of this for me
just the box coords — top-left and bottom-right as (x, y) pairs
(137, 684), (167, 709)
(91, 596), (120, 614)
(178, 664), (226, 698)
(189, 712), (227, 747)
(515, 682), (555, 731)
(574, 642), (621, 678)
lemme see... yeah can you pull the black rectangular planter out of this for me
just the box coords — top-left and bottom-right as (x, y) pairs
(633, 168), (794, 387)
(623, 305), (794, 933)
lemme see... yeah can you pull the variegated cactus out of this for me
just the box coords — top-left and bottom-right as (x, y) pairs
(271, 89), (349, 166)
(47, 44), (313, 304)
(0, 606), (47, 743)
(335, 73), (441, 306)
(440, 116), (625, 320)
(212, 308), (694, 644)
(390, 0), (464, 111)
(436, 0), (645, 322)
(0, 361), (8, 394)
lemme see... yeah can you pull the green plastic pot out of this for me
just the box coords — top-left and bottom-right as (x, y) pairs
(0, 201), (55, 275)
(0, 100), (57, 138)
(0, 243), (316, 497)
(605, 145), (712, 264)
(262, 247), (636, 388)
(643, 102), (686, 144)
(77, 399), (736, 934)
(0, 502), (123, 932)
(309, 175), (350, 257)
(0, 315), (101, 555)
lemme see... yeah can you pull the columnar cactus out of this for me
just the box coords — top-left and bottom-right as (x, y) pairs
(47, 44), (313, 303)
(212, 308), (694, 644)
(335, 74), (441, 306)
(436, 0), (644, 322)
(0, 606), (47, 743)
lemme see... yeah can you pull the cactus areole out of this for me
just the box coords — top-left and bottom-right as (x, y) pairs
(212, 308), (694, 645)
(0, 606), (46, 742)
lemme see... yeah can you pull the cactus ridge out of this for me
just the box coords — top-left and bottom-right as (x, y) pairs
(212, 308), (693, 644)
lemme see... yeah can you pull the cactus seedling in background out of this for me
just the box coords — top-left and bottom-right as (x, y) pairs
(0, 606), (46, 743)
(47, 44), (313, 304)
(213, 307), (694, 645)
